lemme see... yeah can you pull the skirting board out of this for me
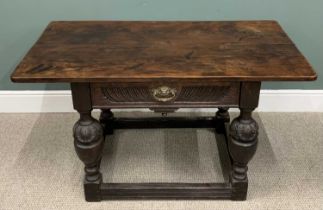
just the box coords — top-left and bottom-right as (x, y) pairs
(0, 90), (322, 113)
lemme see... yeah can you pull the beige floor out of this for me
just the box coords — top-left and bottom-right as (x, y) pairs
(0, 112), (322, 210)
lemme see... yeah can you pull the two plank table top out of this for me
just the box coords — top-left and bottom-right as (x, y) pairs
(11, 21), (317, 201)
(11, 21), (316, 82)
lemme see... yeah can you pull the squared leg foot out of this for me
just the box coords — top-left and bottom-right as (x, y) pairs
(84, 177), (102, 202)
(231, 178), (248, 201)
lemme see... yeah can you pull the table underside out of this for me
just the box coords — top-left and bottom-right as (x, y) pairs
(97, 114), (234, 200)
(71, 81), (260, 201)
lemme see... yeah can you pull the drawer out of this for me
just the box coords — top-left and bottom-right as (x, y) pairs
(91, 82), (240, 108)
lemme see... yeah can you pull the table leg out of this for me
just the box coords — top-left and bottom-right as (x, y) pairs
(228, 82), (260, 200)
(71, 83), (105, 201)
(228, 108), (258, 200)
(73, 110), (105, 201)
(100, 109), (115, 135)
(215, 107), (230, 134)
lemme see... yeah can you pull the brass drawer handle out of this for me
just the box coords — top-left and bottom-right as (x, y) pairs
(151, 86), (177, 102)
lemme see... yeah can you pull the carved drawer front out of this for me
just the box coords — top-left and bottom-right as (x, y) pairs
(91, 82), (240, 108)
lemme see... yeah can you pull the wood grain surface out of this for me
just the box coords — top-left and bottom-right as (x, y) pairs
(11, 21), (317, 82)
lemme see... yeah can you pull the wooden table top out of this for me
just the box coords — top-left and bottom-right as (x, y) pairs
(11, 21), (316, 83)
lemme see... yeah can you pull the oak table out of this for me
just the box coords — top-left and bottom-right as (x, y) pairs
(11, 21), (317, 201)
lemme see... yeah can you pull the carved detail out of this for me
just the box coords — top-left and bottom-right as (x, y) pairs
(176, 86), (231, 102)
(74, 119), (103, 144)
(230, 117), (258, 142)
(97, 84), (239, 105)
(101, 87), (152, 102)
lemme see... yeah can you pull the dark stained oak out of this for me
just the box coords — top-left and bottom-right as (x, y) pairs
(100, 183), (232, 200)
(10, 21), (318, 202)
(11, 21), (316, 83)
(71, 83), (105, 201)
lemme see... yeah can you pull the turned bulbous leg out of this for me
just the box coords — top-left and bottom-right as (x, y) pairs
(73, 112), (104, 201)
(229, 108), (258, 200)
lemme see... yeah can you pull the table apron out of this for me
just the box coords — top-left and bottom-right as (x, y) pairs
(90, 82), (240, 109)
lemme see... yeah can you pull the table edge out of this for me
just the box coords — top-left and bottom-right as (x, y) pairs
(11, 74), (317, 83)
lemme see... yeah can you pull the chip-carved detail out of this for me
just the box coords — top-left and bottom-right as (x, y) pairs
(92, 82), (240, 107)
(176, 86), (233, 102)
(101, 86), (234, 103)
(101, 87), (152, 102)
